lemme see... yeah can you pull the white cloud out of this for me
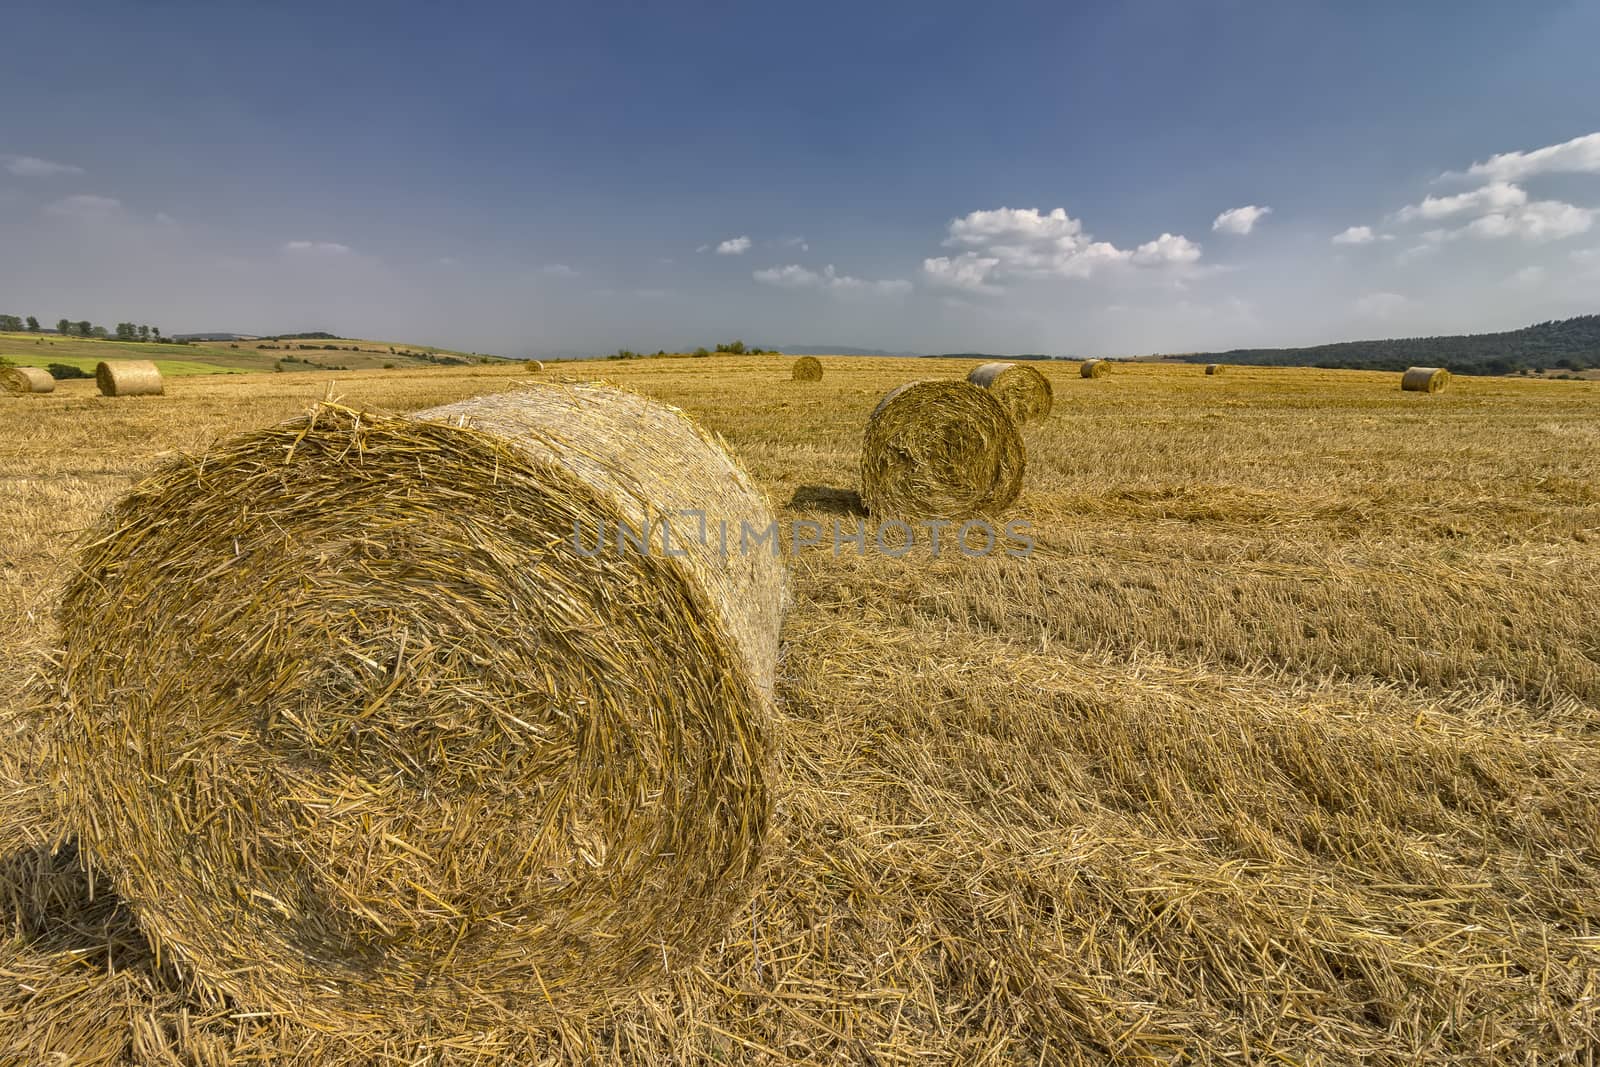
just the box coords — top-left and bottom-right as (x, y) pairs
(935, 206), (1199, 285)
(778, 236), (810, 252)
(283, 240), (352, 254)
(1211, 204), (1272, 235)
(1353, 291), (1410, 319)
(43, 194), (121, 220)
(1463, 200), (1594, 242)
(542, 263), (577, 276)
(1132, 232), (1202, 265)
(1508, 265), (1546, 287)
(5, 155), (84, 178)
(1396, 181), (1527, 222)
(1457, 131), (1600, 182)
(1331, 225), (1376, 245)
(715, 235), (752, 255)
(922, 253), (1001, 292)
(753, 263), (910, 296)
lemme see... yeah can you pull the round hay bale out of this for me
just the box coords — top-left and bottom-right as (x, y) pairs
(1205, 363), (1223, 375)
(861, 380), (1024, 521)
(791, 355), (823, 381)
(523, 359), (544, 372)
(965, 361), (1053, 422)
(1401, 366), (1450, 393)
(1, 366), (55, 395)
(52, 383), (786, 1036)
(1080, 359), (1109, 378)
(95, 359), (164, 397)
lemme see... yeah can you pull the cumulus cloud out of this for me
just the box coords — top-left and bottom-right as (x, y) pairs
(753, 263), (911, 296)
(715, 235), (752, 255)
(283, 240), (353, 254)
(43, 194), (121, 220)
(933, 206), (1199, 286)
(1395, 181), (1527, 222)
(1132, 233), (1202, 265)
(1353, 291), (1409, 319)
(922, 253), (1002, 292)
(1463, 200), (1594, 242)
(1211, 204), (1272, 235)
(5, 154), (84, 177)
(1331, 225), (1377, 245)
(1456, 131), (1600, 182)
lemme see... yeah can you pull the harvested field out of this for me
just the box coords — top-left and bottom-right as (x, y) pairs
(2, 357), (1598, 1064)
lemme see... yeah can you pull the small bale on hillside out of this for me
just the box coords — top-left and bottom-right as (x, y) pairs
(1081, 359), (1109, 379)
(1, 366), (55, 395)
(861, 380), (1024, 521)
(95, 360), (163, 397)
(1401, 366), (1450, 393)
(966, 362), (1053, 422)
(1205, 363), (1224, 375)
(792, 356), (823, 381)
(50, 383), (786, 1039)
(523, 359), (544, 372)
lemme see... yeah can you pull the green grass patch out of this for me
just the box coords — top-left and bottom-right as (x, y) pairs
(0, 354), (251, 376)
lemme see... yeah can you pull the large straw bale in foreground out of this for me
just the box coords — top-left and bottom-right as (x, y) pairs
(792, 355), (823, 381)
(861, 380), (1023, 520)
(1401, 366), (1450, 393)
(52, 383), (786, 1036)
(1, 366), (55, 395)
(966, 361), (1053, 422)
(1080, 358), (1109, 378)
(94, 360), (163, 396)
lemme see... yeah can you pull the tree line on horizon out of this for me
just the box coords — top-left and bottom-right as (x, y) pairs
(1190, 314), (1600, 376)
(1, 313), (169, 343)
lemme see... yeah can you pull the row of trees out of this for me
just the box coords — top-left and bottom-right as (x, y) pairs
(0, 313), (164, 341)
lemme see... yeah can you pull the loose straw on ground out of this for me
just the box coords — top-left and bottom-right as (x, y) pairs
(792, 356), (823, 381)
(1401, 366), (1450, 393)
(1, 367), (55, 395)
(965, 362), (1052, 422)
(50, 382), (786, 1039)
(95, 360), (163, 397)
(1080, 359), (1109, 378)
(861, 380), (1023, 521)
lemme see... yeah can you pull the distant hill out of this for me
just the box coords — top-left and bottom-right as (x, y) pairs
(1188, 314), (1600, 374)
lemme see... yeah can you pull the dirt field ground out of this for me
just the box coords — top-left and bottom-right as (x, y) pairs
(2, 357), (1597, 1063)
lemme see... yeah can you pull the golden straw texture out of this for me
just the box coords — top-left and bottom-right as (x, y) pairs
(51, 383), (786, 1038)
(1, 366), (55, 395)
(523, 359), (544, 372)
(965, 362), (1053, 422)
(1080, 359), (1109, 379)
(1401, 366), (1450, 393)
(95, 360), (164, 397)
(861, 379), (1024, 520)
(791, 356), (822, 381)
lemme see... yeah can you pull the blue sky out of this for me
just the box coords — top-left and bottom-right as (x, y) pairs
(3, 0), (1599, 357)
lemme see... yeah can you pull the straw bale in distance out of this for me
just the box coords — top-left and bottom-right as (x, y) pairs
(94, 360), (163, 397)
(1401, 366), (1450, 393)
(861, 379), (1024, 521)
(1080, 358), (1109, 378)
(51, 382), (786, 1036)
(792, 355), (823, 381)
(522, 359), (543, 372)
(965, 361), (1053, 422)
(1, 366), (55, 395)
(1205, 363), (1224, 375)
